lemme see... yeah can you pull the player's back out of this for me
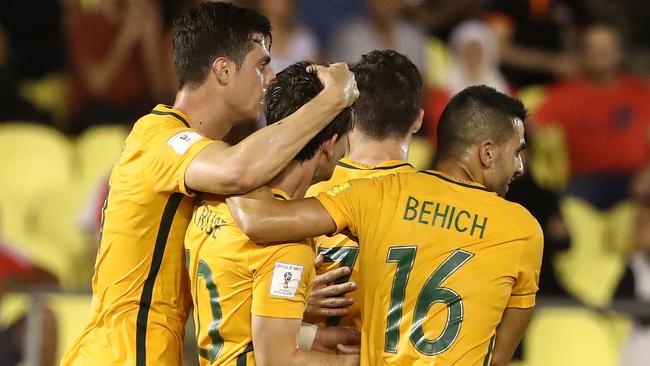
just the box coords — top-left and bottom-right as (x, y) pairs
(306, 158), (414, 328)
(185, 190), (315, 366)
(320, 170), (543, 365)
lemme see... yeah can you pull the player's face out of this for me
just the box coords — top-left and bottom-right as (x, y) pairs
(487, 118), (525, 197)
(230, 34), (274, 123)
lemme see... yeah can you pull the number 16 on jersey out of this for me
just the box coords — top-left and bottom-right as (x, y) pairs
(385, 247), (474, 356)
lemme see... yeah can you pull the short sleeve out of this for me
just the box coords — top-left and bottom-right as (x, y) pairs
(251, 243), (315, 319)
(146, 127), (213, 195)
(314, 177), (380, 237)
(507, 218), (544, 308)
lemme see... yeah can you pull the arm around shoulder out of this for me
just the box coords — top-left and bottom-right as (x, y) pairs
(226, 193), (337, 243)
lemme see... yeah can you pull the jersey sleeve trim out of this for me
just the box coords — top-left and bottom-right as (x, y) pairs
(506, 294), (536, 309)
(176, 138), (213, 196)
(251, 303), (306, 319)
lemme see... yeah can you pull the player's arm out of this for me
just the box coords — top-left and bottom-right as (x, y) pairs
(229, 178), (372, 243)
(185, 63), (358, 195)
(252, 316), (359, 366)
(227, 189), (338, 242)
(490, 214), (544, 366)
(489, 307), (533, 366)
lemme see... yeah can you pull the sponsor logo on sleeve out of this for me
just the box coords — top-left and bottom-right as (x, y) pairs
(167, 131), (204, 155)
(269, 262), (304, 298)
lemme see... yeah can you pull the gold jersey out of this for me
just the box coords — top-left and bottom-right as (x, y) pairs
(306, 157), (414, 328)
(62, 105), (213, 365)
(315, 170), (543, 365)
(185, 189), (315, 366)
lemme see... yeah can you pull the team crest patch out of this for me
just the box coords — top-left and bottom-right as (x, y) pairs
(326, 181), (351, 196)
(270, 262), (303, 298)
(167, 131), (203, 155)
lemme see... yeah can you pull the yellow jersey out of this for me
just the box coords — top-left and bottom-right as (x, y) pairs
(185, 189), (315, 366)
(315, 170), (543, 365)
(306, 157), (414, 328)
(62, 105), (213, 365)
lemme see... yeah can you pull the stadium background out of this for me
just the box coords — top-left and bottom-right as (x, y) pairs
(1, 0), (649, 365)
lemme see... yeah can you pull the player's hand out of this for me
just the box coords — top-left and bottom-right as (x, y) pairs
(309, 63), (359, 108)
(312, 325), (360, 353)
(304, 255), (356, 319)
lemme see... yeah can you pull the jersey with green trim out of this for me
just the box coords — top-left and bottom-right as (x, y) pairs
(61, 104), (213, 365)
(185, 189), (315, 366)
(305, 157), (414, 328)
(315, 170), (543, 365)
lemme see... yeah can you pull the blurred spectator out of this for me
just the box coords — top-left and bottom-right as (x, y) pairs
(255, 0), (320, 73)
(0, 243), (58, 366)
(487, 0), (586, 88)
(296, 0), (363, 48)
(613, 164), (650, 366)
(326, 0), (427, 73)
(0, 24), (52, 123)
(405, 0), (484, 41)
(0, 0), (65, 79)
(533, 23), (650, 209)
(423, 20), (510, 147)
(66, 0), (176, 133)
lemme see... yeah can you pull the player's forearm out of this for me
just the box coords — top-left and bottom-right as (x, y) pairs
(285, 349), (357, 366)
(490, 307), (533, 366)
(227, 195), (336, 243)
(256, 347), (357, 366)
(228, 90), (347, 192)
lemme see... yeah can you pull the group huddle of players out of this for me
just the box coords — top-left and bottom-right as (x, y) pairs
(60, 2), (542, 366)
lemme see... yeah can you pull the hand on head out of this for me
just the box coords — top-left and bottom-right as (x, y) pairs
(309, 63), (360, 108)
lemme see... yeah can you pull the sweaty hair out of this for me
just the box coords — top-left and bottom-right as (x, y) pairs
(265, 61), (353, 162)
(350, 50), (422, 139)
(436, 85), (527, 160)
(172, 1), (271, 88)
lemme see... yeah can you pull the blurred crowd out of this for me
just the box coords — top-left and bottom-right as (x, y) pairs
(2, 0), (650, 365)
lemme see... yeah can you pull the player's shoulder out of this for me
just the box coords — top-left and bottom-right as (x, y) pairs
(501, 199), (543, 237)
(131, 105), (196, 139)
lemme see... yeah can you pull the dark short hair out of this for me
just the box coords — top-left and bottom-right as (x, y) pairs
(436, 85), (527, 160)
(265, 61), (353, 162)
(172, 1), (271, 88)
(350, 50), (422, 139)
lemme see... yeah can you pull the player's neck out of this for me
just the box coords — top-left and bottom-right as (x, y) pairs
(434, 159), (483, 186)
(347, 133), (410, 166)
(173, 86), (235, 140)
(268, 160), (317, 200)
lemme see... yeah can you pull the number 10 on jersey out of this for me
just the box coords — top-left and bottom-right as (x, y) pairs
(385, 247), (474, 356)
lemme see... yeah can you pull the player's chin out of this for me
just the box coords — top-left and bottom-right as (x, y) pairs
(498, 184), (509, 198)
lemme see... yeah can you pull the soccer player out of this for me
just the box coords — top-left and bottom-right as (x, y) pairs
(227, 86), (543, 366)
(304, 50), (422, 328)
(61, 2), (358, 365)
(185, 62), (358, 365)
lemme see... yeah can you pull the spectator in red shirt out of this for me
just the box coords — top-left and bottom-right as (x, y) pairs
(533, 23), (650, 209)
(66, 0), (176, 133)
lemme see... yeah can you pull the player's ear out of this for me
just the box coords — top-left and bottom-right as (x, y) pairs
(479, 140), (495, 168)
(321, 134), (339, 157)
(212, 57), (233, 85)
(411, 108), (424, 133)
